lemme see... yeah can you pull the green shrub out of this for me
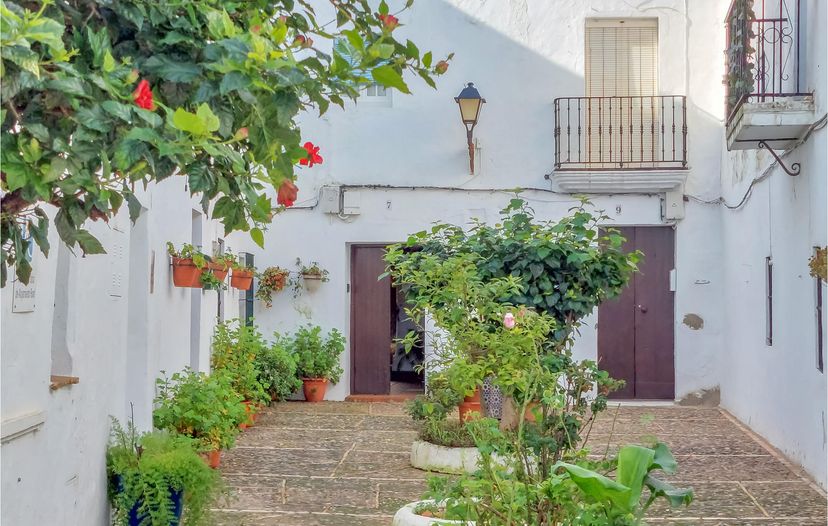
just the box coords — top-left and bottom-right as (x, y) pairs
(211, 320), (268, 404)
(153, 369), (245, 451)
(419, 418), (477, 448)
(256, 334), (302, 401)
(107, 419), (221, 526)
(290, 325), (345, 382)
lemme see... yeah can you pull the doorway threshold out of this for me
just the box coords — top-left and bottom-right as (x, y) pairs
(345, 394), (419, 402)
(608, 400), (678, 407)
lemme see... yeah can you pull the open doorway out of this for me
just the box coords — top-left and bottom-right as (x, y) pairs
(351, 244), (424, 396)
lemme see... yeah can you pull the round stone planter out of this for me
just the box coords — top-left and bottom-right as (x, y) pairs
(392, 500), (475, 526)
(410, 440), (480, 475)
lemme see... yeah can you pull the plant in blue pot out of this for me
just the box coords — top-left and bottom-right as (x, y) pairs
(107, 419), (220, 525)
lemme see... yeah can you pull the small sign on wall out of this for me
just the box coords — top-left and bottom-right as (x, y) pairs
(13, 226), (36, 313)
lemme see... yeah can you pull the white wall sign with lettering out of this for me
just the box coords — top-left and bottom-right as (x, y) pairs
(12, 225), (36, 312)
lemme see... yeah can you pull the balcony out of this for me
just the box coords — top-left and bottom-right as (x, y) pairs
(725, 0), (815, 150)
(550, 96), (688, 217)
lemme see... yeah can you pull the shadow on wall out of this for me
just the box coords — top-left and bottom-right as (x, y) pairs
(298, 0), (588, 193)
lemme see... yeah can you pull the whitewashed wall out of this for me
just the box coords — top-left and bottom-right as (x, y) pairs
(718, 0), (828, 486)
(235, 0), (728, 401)
(0, 177), (243, 525)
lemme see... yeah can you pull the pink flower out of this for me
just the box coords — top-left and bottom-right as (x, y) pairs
(503, 313), (516, 329)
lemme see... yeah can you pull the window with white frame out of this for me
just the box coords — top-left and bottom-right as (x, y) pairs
(360, 82), (392, 106)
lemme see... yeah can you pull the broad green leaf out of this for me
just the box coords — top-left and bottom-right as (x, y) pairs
(371, 65), (409, 94)
(74, 230), (106, 255)
(250, 228), (264, 248)
(143, 55), (201, 82)
(651, 442), (678, 474)
(101, 100), (133, 122)
(558, 462), (632, 511)
(196, 103), (220, 133)
(644, 475), (694, 508)
(616, 444), (656, 510)
(102, 51), (116, 72)
(172, 108), (205, 135)
(219, 71), (250, 95)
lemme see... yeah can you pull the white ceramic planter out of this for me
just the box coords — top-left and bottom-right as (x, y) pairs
(410, 440), (481, 474)
(302, 274), (322, 292)
(392, 500), (475, 526)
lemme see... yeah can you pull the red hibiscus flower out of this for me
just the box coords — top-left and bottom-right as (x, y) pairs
(377, 13), (399, 30)
(132, 79), (155, 110)
(278, 180), (299, 207)
(299, 142), (323, 167)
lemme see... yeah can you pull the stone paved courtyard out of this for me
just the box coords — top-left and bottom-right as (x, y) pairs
(212, 402), (827, 525)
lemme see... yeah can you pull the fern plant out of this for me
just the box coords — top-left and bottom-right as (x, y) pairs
(256, 334), (302, 401)
(107, 419), (221, 526)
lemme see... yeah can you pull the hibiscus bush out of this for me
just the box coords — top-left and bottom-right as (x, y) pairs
(0, 0), (449, 285)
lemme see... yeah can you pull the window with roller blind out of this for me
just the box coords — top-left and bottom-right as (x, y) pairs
(584, 19), (660, 167)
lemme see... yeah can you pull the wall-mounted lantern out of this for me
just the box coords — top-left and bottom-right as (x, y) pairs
(454, 83), (485, 174)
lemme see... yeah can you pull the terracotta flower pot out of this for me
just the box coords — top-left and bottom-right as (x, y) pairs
(302, 378), (328, 402)
(208, 262), (229, 281)
(204, 449), (221, 469)
(231, 269), (254, 290)
(242, 401), (256, 427)
(458, 388), (482, 423)
(522, 401), (540, 423)
(171, 257), (204, 288)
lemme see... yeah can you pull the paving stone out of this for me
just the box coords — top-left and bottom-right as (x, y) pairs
(585, 433), (769, 456)
(237, 426), (359, 450)
(359, 415), (419, 432)
(354, 429), (418, 453)
(741, 481), (828, 519)
(273, 402), (372, 415)
(377, 479), (430, 513)
(664, 455), (798, 482)
(284, 477), (378, 512)
(369, 403), (409, 416)
(255, 411), (366, 430)
(646, 482), (762, 518)
(332, 450), (425, 480)
(222, 447), (344, 477)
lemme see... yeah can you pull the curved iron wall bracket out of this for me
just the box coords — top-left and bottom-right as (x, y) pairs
(758, 140), (801, 176)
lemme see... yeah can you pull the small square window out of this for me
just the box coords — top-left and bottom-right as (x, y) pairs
(359, 83), (392, 106)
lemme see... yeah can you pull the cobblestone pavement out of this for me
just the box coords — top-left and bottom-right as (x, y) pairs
(212, 402), (826, 525)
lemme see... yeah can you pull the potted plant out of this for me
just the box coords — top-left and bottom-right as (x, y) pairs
(166, 242), (207, 288)
(393, 500), (475, 526)
(230, 256), (256, 291)
(255, 333), (302, 402)
(107, 419), (220, 526)
(406, 384), (483, 475)
(290, 325), (345, 402)
(296, 258), (329, 293)
(153, 369), (246, 468)
(255, 266), (290, 307)
(211, 321), (270, 427)
(209, 252), (234, 282)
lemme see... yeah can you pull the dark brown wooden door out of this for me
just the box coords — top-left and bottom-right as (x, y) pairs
(350, 245), (391, 395)
(598, 226), (675, 399)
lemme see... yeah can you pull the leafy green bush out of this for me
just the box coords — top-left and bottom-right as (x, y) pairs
(0, 0), (450, 285)
(107, 419), (221, 526)
(256, 334), (302, 401)
(211, 320), (268, 404)
(153, 369), (245, 451)
(289, 325), (345, 382)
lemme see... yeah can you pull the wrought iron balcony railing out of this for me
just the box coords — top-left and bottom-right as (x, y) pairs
(725, 0), (804, 124)
(553, 95), (688, 171)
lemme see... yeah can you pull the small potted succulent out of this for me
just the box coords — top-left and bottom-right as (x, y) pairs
(166, 242), (207, 288)
(255, 266), (291, 307)
(107, 419), (220, 526)
(296, 258), (329, 293)
(153, 369), (246, 468)
(290, 325), (345, 402)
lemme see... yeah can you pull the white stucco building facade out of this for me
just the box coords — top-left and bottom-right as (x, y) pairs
(1, 1), (825, 523)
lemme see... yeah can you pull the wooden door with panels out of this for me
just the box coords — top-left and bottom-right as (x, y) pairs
(597, 226), (675, 399)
